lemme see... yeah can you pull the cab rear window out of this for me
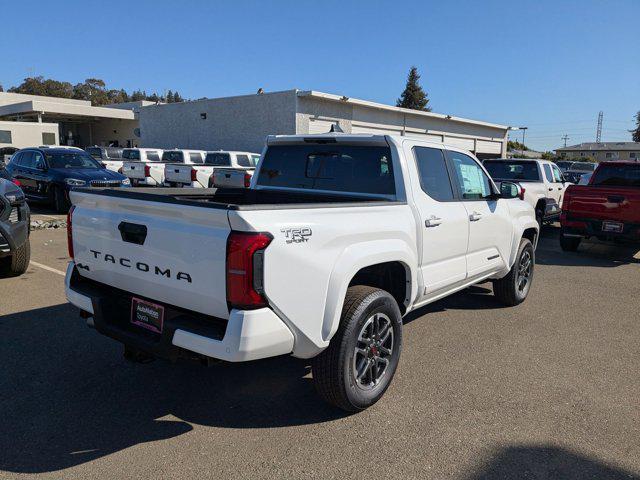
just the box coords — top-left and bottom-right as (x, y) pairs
(256, 144), (395, 196)
(122, 149), (140, 160)
(484, 161), (541, 181)
(590, 165), (640, 187)
(162, 151), (184, 163)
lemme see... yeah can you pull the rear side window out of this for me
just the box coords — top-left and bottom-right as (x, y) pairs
(162, 151), (184, 163)
(236, 155), (251, 167)
(413, 147), (454, 201)
(590, 165), (640, 187)
(189, 152), (203, 164)
(484, 161), (541, 181)
(147, 151), (160, 162)
(256, 144), (395, 196)
(543, 164), (554, 182)
(205, 153), (231, 166)
(122, 149), (140, 160)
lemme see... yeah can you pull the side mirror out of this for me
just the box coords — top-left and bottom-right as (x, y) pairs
(500, 181), (524, 200)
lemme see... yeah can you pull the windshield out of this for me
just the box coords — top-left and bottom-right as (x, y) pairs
(45, 152), (102, 169)
(162, 151), (184, 163)
(570, 162), (597, 171)
(590, 164), (640, 187)
(483, 161), (541, 181)
(256, 144), (395, 196)
(122, 149), (140, 160)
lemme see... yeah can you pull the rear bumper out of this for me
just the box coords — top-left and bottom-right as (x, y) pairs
(131, 178), (158, 186)
(561, 214), (640, 241)
(64, 263), (294, 362)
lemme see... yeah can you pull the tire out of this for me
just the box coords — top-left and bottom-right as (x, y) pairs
(560, 232), (581, 252)
(0, 240), (30, 277)
(493, 238), (534, 307)
(53, 186), (70, 214)
(311, 286), (403, 412)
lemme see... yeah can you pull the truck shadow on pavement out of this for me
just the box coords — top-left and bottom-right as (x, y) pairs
(463, 445), (639, 480)
(536, 225), (640, 268)
(0, 303), (345, 474)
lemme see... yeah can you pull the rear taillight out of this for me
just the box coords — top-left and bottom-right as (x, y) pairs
(244, 172), (252, 188)
(12, 179), (21, 187)
(226, 231), (272, 309)
(67, 205), (76, 259)
(191, 168), (198, 182)
(144, 164), (151, 177)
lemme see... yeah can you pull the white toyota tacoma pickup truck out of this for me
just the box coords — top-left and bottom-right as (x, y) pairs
(165, 151), (259, 188)
(483, 158), (569, 227)
(65, 134), (538, 412)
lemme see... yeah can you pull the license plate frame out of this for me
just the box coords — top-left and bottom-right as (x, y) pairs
(602, 221), (624, 233)
(130, 297), (164, 334)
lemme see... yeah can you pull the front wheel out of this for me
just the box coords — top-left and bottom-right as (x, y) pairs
(312, 286), (403, 412)
(493, 238), (534, 306)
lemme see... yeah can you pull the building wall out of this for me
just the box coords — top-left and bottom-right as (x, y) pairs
(87, 119), (140, 148)
(139, 90), (297, 152)
(560, 150), (640, 161)
(0, 121), (59, 148)
(295, 96), (508, 157)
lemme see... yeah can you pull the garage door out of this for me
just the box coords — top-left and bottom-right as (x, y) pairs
(352, 125), (403, 135)
(476, 140), (503, 155)
(404, 132), (444, 143)
(308, 119), (337, 134)
(444, 136), (475, 152)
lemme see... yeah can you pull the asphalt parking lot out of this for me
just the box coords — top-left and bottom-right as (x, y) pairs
(1, 225), (639, 479)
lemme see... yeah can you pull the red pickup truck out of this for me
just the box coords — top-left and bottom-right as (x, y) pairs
(560, 161), (640, 251)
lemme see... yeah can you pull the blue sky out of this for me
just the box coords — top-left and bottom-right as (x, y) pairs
(3, 0), (639, 151)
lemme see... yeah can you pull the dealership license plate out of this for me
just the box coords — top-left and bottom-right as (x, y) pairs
(131, 297), (164, 334)
(602, 221), (624, 233)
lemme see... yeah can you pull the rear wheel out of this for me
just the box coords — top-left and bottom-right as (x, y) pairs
(560, 232), (581, 252)
(53, 186), (70, 214)
(0, 240), (30, 277)
(312, 286), (403, 412)
(493, 238), (534, 306)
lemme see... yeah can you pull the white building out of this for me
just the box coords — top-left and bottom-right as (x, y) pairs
(0, 92), (150, 149)
(139, 90), (510, 158)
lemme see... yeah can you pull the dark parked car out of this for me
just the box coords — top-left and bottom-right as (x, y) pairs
(555, 160), (573, 173)
(563, 161), (598, 184)
(4, 147), (130, 213)
(0, 178), (30, 277)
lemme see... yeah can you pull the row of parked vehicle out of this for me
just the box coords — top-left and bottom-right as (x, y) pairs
(86, 146), (261, 190)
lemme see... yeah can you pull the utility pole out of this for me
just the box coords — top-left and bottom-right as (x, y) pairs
(562, 134), (569, 147)
(520, 126), (528, 155)
(596, 111), (603, 143)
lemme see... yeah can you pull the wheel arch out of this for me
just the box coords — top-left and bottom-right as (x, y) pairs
(321, 239), (417, 344)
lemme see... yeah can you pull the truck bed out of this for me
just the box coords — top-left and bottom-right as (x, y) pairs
(75, 187), (403, 210)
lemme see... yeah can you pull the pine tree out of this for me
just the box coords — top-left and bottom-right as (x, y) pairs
(397, 66), (431, 112)
(632, 111), (640, 143)
(173, 91), (183, 102)
(166, 90), (174, 103)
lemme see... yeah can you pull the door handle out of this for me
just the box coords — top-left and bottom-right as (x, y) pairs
(425, 215), (442, 228)
(469, 211), (483, 222)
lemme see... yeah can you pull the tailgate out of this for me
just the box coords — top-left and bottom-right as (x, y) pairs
(566, 186), (640, 224)
(123, 162), (146, 179)
(213, 168), (253, 188)
(69, 190), (231, 319)
(165, 164), (193, 184)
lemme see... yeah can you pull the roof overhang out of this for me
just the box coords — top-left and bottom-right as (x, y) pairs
(297, 90), (510, 132)
(0, 100), (136, 121)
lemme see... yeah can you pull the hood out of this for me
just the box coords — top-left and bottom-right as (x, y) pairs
(53, 168), (126, 181)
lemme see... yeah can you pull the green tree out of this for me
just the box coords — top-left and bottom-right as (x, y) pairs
(130, 90), (145, 101)
(72, 78), (109, 105)
(631, 111), (640, 142)
(9, 76), (73, 98)
(0, 84), (3, 92)
(173, 91), (183, 102)
(166, 90), (174, 103)
(396, 66), (431, 111)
